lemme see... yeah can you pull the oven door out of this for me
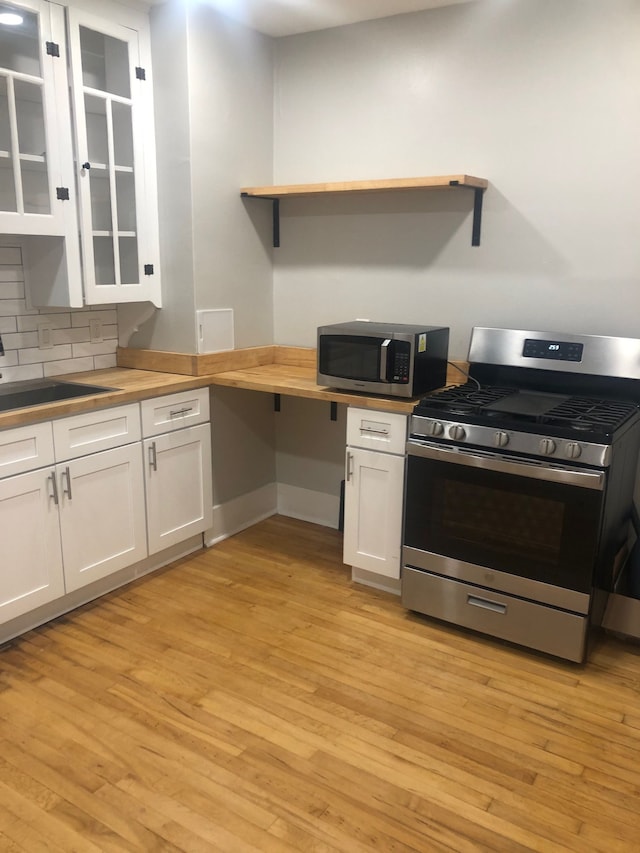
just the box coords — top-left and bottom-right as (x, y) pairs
(403, 440), (605, 609)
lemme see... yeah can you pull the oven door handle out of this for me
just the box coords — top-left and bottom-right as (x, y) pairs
(407, 440), (605, 491)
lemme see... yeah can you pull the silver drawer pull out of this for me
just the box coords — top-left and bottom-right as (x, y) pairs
(48, 471), (59, 506)
(467, 595), (507, 615)
(149, 441), (157, 472)
(360, 427), (389, 436)
(169, 406), (193, 417)
(62, 466), (72, 500)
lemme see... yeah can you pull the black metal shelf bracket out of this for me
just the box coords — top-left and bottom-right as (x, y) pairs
(241, 193), (280, 248)
(448, 181), (485, 247)
(243, 182), (485, 248)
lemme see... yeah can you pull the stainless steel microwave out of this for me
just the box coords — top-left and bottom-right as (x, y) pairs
(317, 321), (449, 398)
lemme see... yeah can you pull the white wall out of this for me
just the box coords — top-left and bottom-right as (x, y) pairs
(271, 0), (640, 359)
(133, 1), (275, 352)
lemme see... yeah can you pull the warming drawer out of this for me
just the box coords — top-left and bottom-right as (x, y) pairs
(402, 565), (588, 662)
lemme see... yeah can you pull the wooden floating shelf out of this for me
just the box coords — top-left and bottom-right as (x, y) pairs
(240, 174), (488, 247)
(241, 174), (488, 198)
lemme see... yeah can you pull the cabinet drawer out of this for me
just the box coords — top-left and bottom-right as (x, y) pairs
(0, 422), (55, 478)
(140, 389), (210, 437)
(346, 407), (407, 454)
(401, 567), (587, 663)
(53, 403), (141, 461)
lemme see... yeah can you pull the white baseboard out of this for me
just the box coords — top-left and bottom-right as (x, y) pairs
(276, 483), (340, 529)
(205, 483), (277, 545)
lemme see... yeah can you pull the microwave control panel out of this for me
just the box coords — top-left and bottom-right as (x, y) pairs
(391, 342), (411, 382)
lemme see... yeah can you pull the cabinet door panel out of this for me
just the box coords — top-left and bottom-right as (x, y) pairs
(0, 0), (79, 241)
(344, 447), (404, 579)
(0, 467), (64, 622)
(144, 423), (212, 555)
(67, 8), (160, 306)
(59, 443), (146, 592)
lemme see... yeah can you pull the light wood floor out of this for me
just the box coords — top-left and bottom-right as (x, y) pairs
(1, 516), (640, 852)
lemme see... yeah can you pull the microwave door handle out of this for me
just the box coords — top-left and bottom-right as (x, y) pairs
(380, 339), (392, 382)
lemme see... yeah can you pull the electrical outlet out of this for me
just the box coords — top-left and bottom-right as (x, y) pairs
(89, 318), (103, 342)
(38, 323), (53, 350)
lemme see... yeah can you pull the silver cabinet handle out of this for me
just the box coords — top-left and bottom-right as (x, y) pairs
(62, 466), (72, 500)
(346, 451), (354, 482)
(48, 471), (59, 505)
(149, 441), (157, 471)
(169, 406), (193, 418)
(360, 427), (390, 436)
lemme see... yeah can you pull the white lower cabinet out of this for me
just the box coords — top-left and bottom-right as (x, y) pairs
(0, 388), (213, 634)
(0, 466), (65, 622)
(141, 389), (213, 555)
(58, 443), (147, 592)
(343, 407), (407, 590)
(144, 424), (213, 554)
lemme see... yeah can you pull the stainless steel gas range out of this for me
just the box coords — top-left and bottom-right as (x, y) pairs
(402, 328), (640, 662)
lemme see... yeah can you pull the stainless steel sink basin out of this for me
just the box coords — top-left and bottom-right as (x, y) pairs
(0, 378), (115, 413)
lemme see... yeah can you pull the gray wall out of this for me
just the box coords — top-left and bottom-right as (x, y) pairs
(271, 0), (640, 359)
(132, 1), (275, 352)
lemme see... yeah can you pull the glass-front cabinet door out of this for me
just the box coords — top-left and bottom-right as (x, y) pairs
(66, 9), (161, 306)
(0, 0), (77, 237)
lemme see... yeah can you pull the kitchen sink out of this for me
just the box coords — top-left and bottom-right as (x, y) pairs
(0, 378), (115, 413)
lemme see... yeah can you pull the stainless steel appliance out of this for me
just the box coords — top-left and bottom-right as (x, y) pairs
(317, 321), (449, 398)
(402, 328), (640, 662)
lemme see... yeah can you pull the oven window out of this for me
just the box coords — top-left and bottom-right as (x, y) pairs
(319, 336), (381, 381)
(404, 454), (603, 593)
(441, 480), (564, 564)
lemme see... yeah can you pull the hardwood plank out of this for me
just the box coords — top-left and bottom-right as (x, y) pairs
(2, 516), (640, 852)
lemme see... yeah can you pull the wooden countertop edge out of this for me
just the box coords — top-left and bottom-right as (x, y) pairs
(0, 347), (468, 428)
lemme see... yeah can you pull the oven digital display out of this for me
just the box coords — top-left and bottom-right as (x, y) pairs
(523, 338), (583, 362)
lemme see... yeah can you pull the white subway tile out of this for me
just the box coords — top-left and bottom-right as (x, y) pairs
(17, 313), (71, 332)
(44, 357), (94, 377)
(0, 352), (19, 367)
(2, 332), (38, 349)
(72, 309), (117, 326)
(52, 327), (90, 345)
(19, 345), (72, 364)
(0, 248), (22, 265)
(0, 282), (25, 299)
(0, 364), (44, 383)
(102, 324), (118, 340)
(0, 299), (33, 317)
(93, 353), (117, 369)
(72, 340), (117, 358)
(0, 317), (17, 333)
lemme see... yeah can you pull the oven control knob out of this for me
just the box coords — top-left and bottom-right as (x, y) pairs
(425, 421), (444, 437)
(448, 424), (466, 440)
(565, 442), (582, 459)
(539, 438), (556, 455)
(494, 431), (509, 447)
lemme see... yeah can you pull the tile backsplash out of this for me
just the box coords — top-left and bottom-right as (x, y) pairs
(0, 244), (118, 383)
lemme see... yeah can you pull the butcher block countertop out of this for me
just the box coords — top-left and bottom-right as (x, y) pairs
(0, 346), (466, 428)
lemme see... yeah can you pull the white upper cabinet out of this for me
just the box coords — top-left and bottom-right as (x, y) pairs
(0, 0), (78, 239)
(0, 0), (161, 308)
(66, 8), (160, 306)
